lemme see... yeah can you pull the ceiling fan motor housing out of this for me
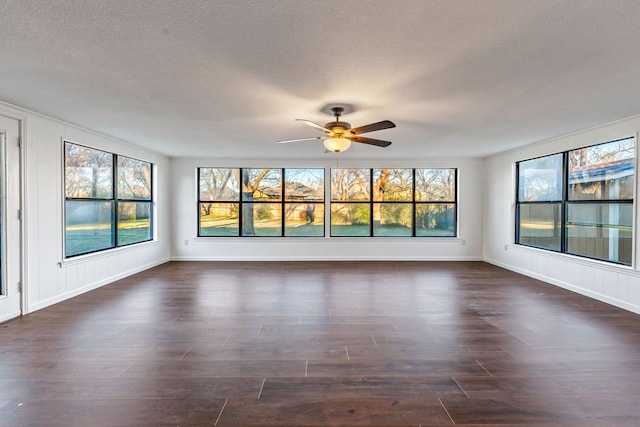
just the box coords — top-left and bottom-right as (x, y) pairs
(325, 121), (351, 133)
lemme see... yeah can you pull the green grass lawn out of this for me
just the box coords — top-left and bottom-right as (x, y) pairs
(415, 228), (456, 237)
(201, 217), (455, 237)
(200, 218), (325, 237)
(65, 221), (150, 256)
(330, 224), (370, 236)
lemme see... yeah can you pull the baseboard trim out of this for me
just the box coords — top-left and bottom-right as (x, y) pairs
(0, 310), (21, 324)
(484, 257), (640, 315)
(170, 256), (484, 262)
(26, 258), (170, 313)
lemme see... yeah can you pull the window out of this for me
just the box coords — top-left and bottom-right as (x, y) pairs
(64, 142), (153, 257)
(198, 168), (324, 237)
(415, 168), (457, 237)
(284, 168), (325, 237)
(330, 168), (371, 236)
(330, 168), (457, 237)
(516, 137), (634, 265)
(116, 156), (153, 246)
(516, 153), (563, 251)
(567, 139), (634, 263)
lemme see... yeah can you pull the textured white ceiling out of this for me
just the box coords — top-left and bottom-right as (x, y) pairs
(2, 0), (640, 159)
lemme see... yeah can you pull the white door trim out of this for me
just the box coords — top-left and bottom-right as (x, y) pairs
(0, 111), (25, 322)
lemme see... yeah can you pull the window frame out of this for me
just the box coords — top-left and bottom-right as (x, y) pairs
(515, 152), (565, 252)
(197, 167), (326, 237)
(515, 137), (635, 265)
(63, 141), (154, 258)
(329, 168), (458, 237)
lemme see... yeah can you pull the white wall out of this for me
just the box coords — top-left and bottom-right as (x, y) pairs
(483, 114), (640, 314)
(0, 101), (171, 314)
(170, 157), (484, 261)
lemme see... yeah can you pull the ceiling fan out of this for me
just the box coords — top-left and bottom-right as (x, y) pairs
(277, 107), (395, 152)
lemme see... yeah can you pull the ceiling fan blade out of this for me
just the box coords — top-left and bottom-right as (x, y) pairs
(296, 119), (332, 134)
(350, 135), (392, 147)
(350, 120), (396, 135)
(277, 136), (324, 144)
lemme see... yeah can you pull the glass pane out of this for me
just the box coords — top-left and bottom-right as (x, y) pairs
(117, 156), (151, 200)
(373, 203), (412, 236)
(117, 202), (151, 246)
(373, 169), (412, 201)
(415, 169), (456, 201)
(285, 168), (324, 201)
(241, 203), (282, 236)
(569, 138), (635, 200)
(567, 203), (632, 264)
(199, 203), (239, 236)
(516, 203), (561, 251)
(416, 203), (456, 237)
(330, 203), (370, 236)
(65, 142), (113, 199)
(241, 169), (281, 201)
(199, 168), (239, 201)
(65, 200), (114, 257)
(331, 169), (370, 201)
(284, 203), (324, 237)
(517, 154), (563, 202)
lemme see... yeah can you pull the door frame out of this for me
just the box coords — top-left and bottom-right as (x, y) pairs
(0, 107), (26, 321)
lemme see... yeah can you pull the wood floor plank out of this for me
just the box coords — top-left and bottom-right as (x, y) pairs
(216, 397), (452, 426)
(0, 376), (263, 400)
(440, 396), (581, 425)
(181, 342), (349, 361)
(0, 360), (134, 379)
(123, 359), (307, 378)
(259, 323), (398, 336)
(453, 374), (640, 398)
(441, 395), (640, 425)
(0, 398), (227, 427)
(307, 359), (492, 377)
(260, 376), (466, 399)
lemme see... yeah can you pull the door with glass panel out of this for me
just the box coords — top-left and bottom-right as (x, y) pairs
(0, 115), (22, 322)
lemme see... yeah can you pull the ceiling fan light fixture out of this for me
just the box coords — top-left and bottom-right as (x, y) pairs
(324, 136), (351, 153)
(280, 105), (395, 151)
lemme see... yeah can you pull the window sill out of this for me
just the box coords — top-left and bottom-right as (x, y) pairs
(59, 239), (157, 267)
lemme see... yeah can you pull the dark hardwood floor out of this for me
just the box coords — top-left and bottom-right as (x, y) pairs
(1, 261), (640, 426)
